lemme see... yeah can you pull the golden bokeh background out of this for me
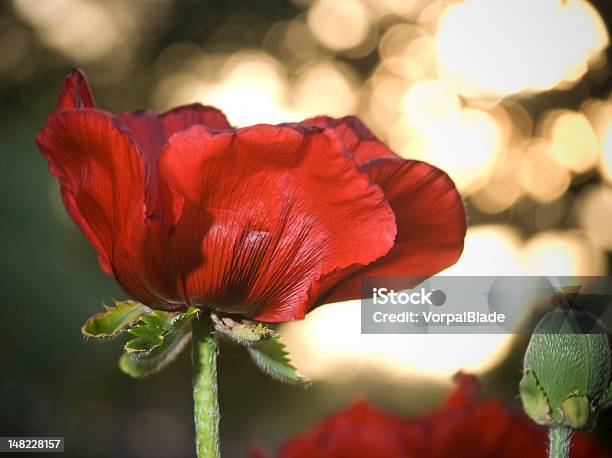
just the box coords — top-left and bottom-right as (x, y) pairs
(1, 0), (612, 456)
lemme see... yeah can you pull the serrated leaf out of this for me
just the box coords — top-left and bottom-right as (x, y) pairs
(124, 332), (164, 353)
(82, 300), (149, 337)
(119, 332), (191, 378)
(247, 331), (310, 386)
(120, 307), (199, 378)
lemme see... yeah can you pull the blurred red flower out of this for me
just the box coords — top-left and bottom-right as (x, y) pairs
(255, 374), (609, 458)
(36, 68), (466, 322)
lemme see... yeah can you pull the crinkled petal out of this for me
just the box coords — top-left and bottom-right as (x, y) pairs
(305, 115), (397, 165)
(117, 104), (231, 161)
(158, 123), (396, 321)
(36, 109), (175, 305)
(322, 157), (466, 304)
(117, 104), (231, 218)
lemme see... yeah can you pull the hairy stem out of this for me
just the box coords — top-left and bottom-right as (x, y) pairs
(549, 425), (573, 458)
(192, 314), (220, 458)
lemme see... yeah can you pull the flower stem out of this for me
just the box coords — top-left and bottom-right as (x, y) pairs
(549, 425), (573, 458)
(192, 314), (220, 458)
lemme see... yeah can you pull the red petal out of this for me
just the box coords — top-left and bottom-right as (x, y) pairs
(158, 124), (396, 322)
(117, 105), (231, 217)
(55, 68), (96, 110)
(572, 433), (612, 458)
(36, 109), (175, 305)
(279, 401), (421, 458)
(117, 104), (231, 161)
(322, 157), (466, 304)
(445, 372), (480, 409)
(427, 401), (541, 458)
(305, 116), (397, 165)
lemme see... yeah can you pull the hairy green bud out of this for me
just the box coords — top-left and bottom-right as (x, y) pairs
(520, 309), (612, 430)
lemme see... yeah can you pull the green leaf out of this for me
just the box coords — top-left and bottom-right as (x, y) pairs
(82, 300), (149, 337)
(120, 307), (199, 378)
(247, 331), (310, 386)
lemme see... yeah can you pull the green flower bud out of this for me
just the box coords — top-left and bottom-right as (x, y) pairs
(520, 308), (612, 430)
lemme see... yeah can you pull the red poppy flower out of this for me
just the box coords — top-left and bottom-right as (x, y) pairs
(257, 374), (610, 458)
(252, 401), (421, 458)
(36, 68), (466, 322)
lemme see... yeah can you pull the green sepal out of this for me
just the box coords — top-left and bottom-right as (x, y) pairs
(124, 310), (172, 353)
(210, 313), (309, 386)
(120, 307), (199, 378)
(247, 332), (310, 387)
(211, 313), (272, 344)
(82, 300), (149, 338)
(560, 394), (591, 429)
(520, 369), (551, 425)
